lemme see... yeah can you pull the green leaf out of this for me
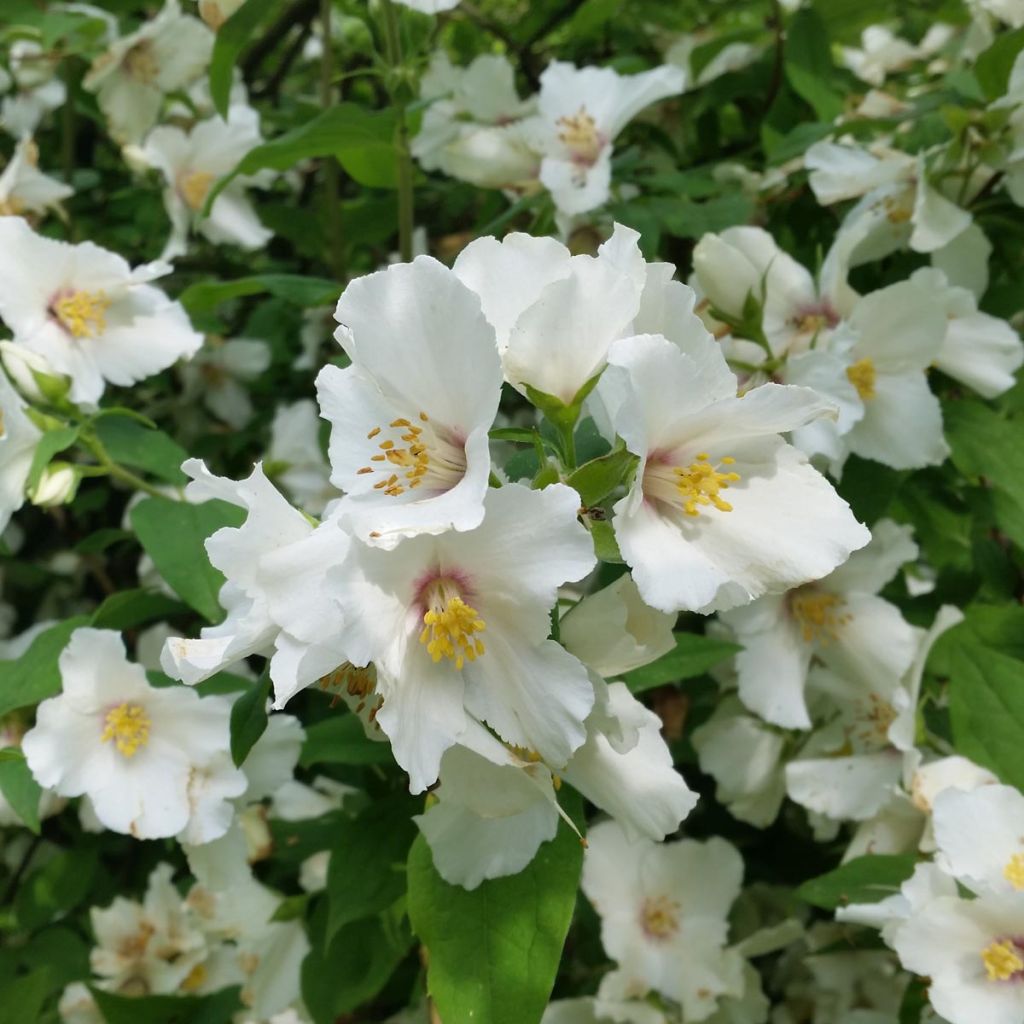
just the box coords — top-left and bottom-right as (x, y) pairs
(0, 617), (90, 718)
(208, 0), (278, 118)
(16, 848), (99, 930)
(0, 754), (41, 833)
(93, 417), (188, 485)
(797, 854), (917, 910)
(26, 425), (79, 491)
(91, 589), (186, 631)
(567, 446), (638, 506)
(326, 798), (417, 943)
(621, 632), (740, 693)
(178, 274), (342, 315)
(785, 9), (845, 121)
(300, 713), (393, 767)
(0, 969), (50, 1024)
(229, 673), (271, 767)
(949, 641), (1024, 789)
(206, 104), (399, 212)
(129, 497), (245, 622)
(91, 986), (243, 1024)
(588, 519), (623, 563)
(975, 26), (1024, 100)
(407, 797), (584, 1024)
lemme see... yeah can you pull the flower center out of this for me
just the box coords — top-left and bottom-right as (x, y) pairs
(846, 357), (877, 401)
(982, 939), (1024, 982)
(123, 39), (159, 84)
(1005, 854), (1024, 891)
(790, 588), (850, 644)
(645, 451), (741, 519)
(51, 289), (111, 339)
(418, 577), (486, 670)
(557, 107), (605, 166)
(357, 412), (466, 498)
(881, 191), (913, 225)
(639, 895), (680, 941)
(855, 692), (898, 746)
(0, 197), (24, 217)
(101, 702), (151, 758)
(178, 170), (215, 212)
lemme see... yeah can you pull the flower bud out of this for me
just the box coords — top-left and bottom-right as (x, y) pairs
(561, 575), (676, 678)
(198, 0), (246, 29)
(29, 461), (79, 508)
(691, 233), (765, 321)
(0, 341), (71, 406)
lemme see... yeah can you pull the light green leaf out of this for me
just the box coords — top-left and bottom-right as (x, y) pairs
(797, 854), (917, 910)
(621, 632), (740, 693)
(0, 617), (90, 718)
(0, 754), (41, 833)
(975, 26), (1024, 100)
(785, 9), (845, 122)
(567, 446), (638, 506)
(407, 797), (584, 1024)
(129, 497), (245, 622)
(178, 274), (342, 315)
(949, 641), (1024, 789)
(26, 425), (79, 491)
(229, 673), (271, 767)
(91, 589), (185, 631)
(93, 417), (188, 485)
(300, 713), (394, 767)
(208, 0), (278, 118)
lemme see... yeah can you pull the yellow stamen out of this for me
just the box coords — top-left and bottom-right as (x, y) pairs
(673, 453), (740, 517)
(557, 107), (604, 165)
(122, 39), (159, 83)
(53, 290), (110, 339)
(790, 589), (850, 644)
(846, 358), (877, 401)
(101, 702), (151, 758)
(639, 895), (681, 941)
(359, 411), (465, 497)
(1004, 853), (1024, 891)
(180, 963), (207, 993)
(983, 939), (1024, 982)
(0, 196), (24, 217)
(179, 170), (215, 212)
(419, 580), (486, 670)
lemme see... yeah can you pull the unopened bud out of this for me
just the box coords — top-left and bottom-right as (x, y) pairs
(0, 341), (71, 406)
(29, 461), (79, 508)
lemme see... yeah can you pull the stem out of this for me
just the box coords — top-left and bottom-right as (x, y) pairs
(80, 433), (171, 500)
(320, 0), (345, 281)
(558, 420), (577, 471)
(381, 0), (415, 262)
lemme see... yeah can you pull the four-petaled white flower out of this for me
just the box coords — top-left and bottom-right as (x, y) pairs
(0, 136), (73, 218)
(23, 628), (246, 840)
(0, 217), (202, 405)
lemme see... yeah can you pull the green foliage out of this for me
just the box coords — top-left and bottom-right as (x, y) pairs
(797, 855), (918, 910)
(229, 671), (271, 766)
(622, 632), (741, 693)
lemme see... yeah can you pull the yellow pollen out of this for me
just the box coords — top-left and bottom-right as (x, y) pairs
(180, 963), (207, 992)
(557, 107), (603, 165)
(1004, 853), (1024, 891)
(53, 290), (110, 339)
(0, 196), (24, 217)
(791, 589), (850, 644)
(122, 39), (159, 83)
(419, 580), (486, 670)
(673, 453), (740, 517)
(846, 358), (877, 401)
(798, 313), (828, 335)
(179, 170), (215, 212)
(983, 939), (1024, 982)
(639, 895), (681, 941)
(101, 702), (151, 757)
(359, 411), (461, 497)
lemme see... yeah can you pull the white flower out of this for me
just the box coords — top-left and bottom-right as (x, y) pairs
(411, 52), (538, 190)
(180, 336), (271, 429)
(932, 785), (1024, 896)
(90, 863), (208, 994)
(910, 267), (1023, 399)
(893, 893), (1024, 1024)
(29, 460), (78, 507)
(543, 970), (670, 1023)
(267, 399), (336, 517)
(526, 62), (685, 216)
(0, 41), (67, 138)
(83, 0), (214, 144)
(394, 0), (460, 11)
(316, 255), (502, 547)
(333, 482), (596, 792)
(666, 32), (761, 89)
(0, 137), (73, 218)
(138, 103), (271, 261)
(582, 820), (744, 1018)
(839, 26), (922, 86)
(560, 575), (675, 678)
(160, 459), (351, 708)
(0, 366), (41, 534)
(24, 627), (245, 839)
(597, 332), (869, 614)
(692, 696), (787, 827)
(0, 218), (202, 405)
(720, 519), (919, 728)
